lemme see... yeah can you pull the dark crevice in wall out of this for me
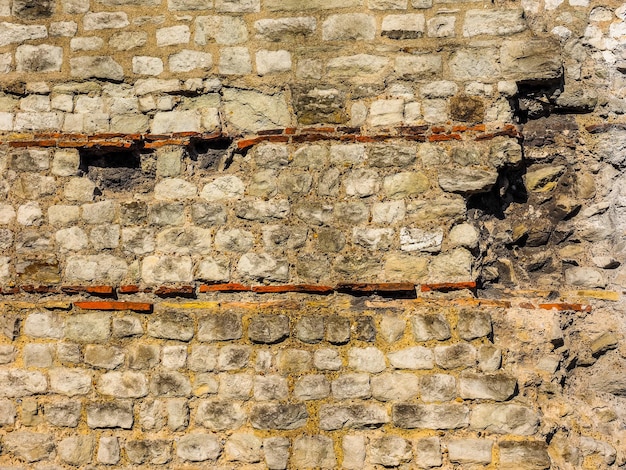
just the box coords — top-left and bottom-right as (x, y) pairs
(79, 148), (152, 193)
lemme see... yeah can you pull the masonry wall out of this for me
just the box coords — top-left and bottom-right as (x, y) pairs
(1, 0), (626, 467)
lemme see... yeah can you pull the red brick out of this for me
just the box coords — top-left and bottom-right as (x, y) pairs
(74, 301), (153, 312)
(155, 285), (195, 297)
(252, 284), (334, 294)
(420, 281), (477, 292)
(199, 283), (252, 292)
(337, 282), (415, 293)
(538, 303), (591, 312)
(119, 285), (141, 294)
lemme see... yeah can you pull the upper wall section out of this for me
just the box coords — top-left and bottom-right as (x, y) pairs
(0, 0), (578, 134)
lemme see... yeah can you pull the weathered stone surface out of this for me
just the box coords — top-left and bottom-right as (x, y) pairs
(58, 436), (94, 466)
(248, 314), (289, 343)
(0, 369), (47, 397)
(125, 439), (171, 465)
(393, 403), (469, 429)
(499, 441), (551, 469)
(198, 312), (242, 341)
(372, 372), (419, 401)
(435, 343), (477, 369)
(223, 88), (291, 132)
(98, 371), (148, 398)
(332, 373), (370, 399)
(501, 40), (562, 80)
(448, 439), (493, 464)
(319, 404), (389, 430)
(225, 432), (262, 462)
(470, 404), (539, 435)
(148, 312), (194, 341)
(415, 437), (443, 468)
(322, 14), (376, 41)
(87, 401), (133, 429)
(196, 400), (246, 430)
(4, 432), (55, 462)
(49, 367), (91, 396)
(16, 44), (62, 72)
(70, 56), (124, 80)
(463, 9), (526, 37)
(459, 373), (517, 401)
(420, 373), (457, 402)
(250, 403), (308, 430)
(412, 313), (451, 341)
(176, 433), (221, 462)
(292, 436), (336, 469)
(348, 347), (386, 373)
(371, 436), (412, 467)
(45, 400), (81, 427)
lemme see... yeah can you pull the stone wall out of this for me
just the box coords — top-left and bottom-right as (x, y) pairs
(1, 0), (626, 467)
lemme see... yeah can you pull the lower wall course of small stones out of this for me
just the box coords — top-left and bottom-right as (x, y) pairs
(0, 292), (624, 469)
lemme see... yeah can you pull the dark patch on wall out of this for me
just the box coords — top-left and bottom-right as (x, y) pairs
(79, 148), (154, 193)
(12, 0), (54, 19)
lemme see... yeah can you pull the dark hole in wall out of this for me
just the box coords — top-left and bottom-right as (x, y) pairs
(188, 138), (233, 171)
(512, 76), (565, 123)
(467, 165), (529, 220)
(79, 148), (155, 193)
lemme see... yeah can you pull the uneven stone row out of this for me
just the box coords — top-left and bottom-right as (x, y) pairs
(0, 429), (549, 468)
(11, 308), (494, 343)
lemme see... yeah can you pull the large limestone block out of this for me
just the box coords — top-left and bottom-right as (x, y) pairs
(223, 89), (291, 132)
(501, 40), (562, 81)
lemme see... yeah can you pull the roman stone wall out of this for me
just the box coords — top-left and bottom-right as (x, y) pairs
(0, 0), (626, 467)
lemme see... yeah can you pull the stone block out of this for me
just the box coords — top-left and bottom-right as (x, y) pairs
(322, 13), (376, 40)
(156, 25), (190, 46)
(24, 311), (63, 338)
(463, 9), (526, 36)
(198, 312), (242, 341)
(372, 372), (420, 401)
(251, 403), (308, 430)
(45, 400), (81, 427)
(382, 15), (424, 40)
(65, 313), (111, 343)
(254, 375), (288, 400)
(218, 345), (250, 370)
(98, 437), (120, 464)
(0, 370), (47, 397)
(87, 401), (134, 429)
(434, 343), (477, 369)
(125, 439), (171, 465)
(292, 436), (336, 469)
(294, 374), (330, 400)
(395, 54), (441, 78)
(320, 404), (389, 430)
(148, 312), (194, 341)
(169, 49), (213, 72)
(248, 314), (289, 343)
(499, 441), (551, 469)
(142, 256), (193, 284)
(58, 436), (94, 466)
(457, 310), (492, 340)
(371, 436), (412, 467)
(448, 439), (493, 464)
(196, 400), (246, 430)
(332, 373), (371, 399)
(264, 437), (290, 469)
(393, 403), (469, 429)
(225, 433), (262, 462)
(415, 437), (442, 468)
(98, 371), (148, 398)
(314, 348), (342, 370)
(128, 344), (160, 369)
(3, 431), (55, 462)
(150, 370), (191, 397)
(348, 347), (386, 373)
(412, 313), (451, 341)
(255, 17), (316, 41)
(470, 404), (539, 435)
(459, 372), (517, 401)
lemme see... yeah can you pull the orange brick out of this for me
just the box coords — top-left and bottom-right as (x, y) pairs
(74, 301), (153, 312)
(420, 281), (477, 292)
(199, 283), (252, 292)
